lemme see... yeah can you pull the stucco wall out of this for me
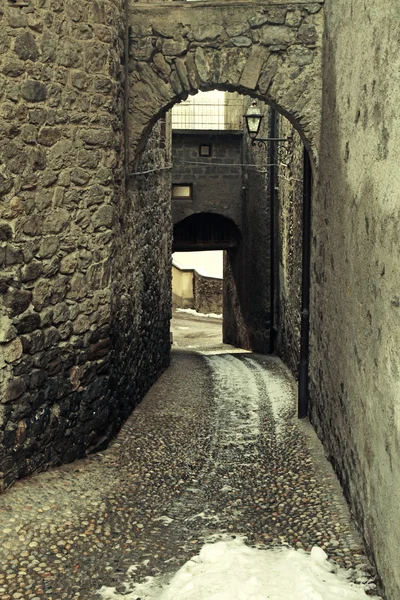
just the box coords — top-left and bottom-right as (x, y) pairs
(172, 264), (194, 309)
(310, 1), (400, 597)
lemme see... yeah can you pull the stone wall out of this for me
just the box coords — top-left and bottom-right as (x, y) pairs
(0, 0), (126, 490)
(0, 0), (173, 491)
(223, 99), (272, 353)
(111, 117), (172, 427)
(310, 1), (400, 597)
(171, 131), (243, 228)
(276, 117), (303, 376)
(128, 1), (324, 167)
(193, 270), (222, 315)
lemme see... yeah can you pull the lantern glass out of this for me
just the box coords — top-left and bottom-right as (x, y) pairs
(244, 102), (263, 139)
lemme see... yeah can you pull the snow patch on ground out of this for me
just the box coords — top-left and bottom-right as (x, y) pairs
(176, 308), (222, 319)
(243, 357), (295, 439)
(98, 538), (381, 600)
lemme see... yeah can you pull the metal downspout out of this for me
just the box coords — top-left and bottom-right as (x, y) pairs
(269, 108), (278, 353)
(298, 149), (312, 418)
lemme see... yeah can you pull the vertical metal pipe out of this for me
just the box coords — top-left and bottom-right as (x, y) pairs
(268, 108), (278, 353)
(298, 148), (312, 418)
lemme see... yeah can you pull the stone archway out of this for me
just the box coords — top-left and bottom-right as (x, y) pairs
(128, 1), (323, 170)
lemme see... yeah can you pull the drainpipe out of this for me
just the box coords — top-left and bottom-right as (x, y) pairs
(298, 149), (312, 418)
(268, 108), (278, 353)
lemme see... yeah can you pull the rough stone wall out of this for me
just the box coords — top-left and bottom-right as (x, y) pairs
(193, 271), (222, 315)
(128, 1), (323, 168)
(310, 1), (400, 597)
(276, 117), (303, 376)
(0, 0), (125, 490)
(111, 118), (172, 426)
(171, 132), (243, 228)
(223, 99), (271, 353)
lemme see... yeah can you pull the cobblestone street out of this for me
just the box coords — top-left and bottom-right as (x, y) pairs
(0, 314), (380, 599)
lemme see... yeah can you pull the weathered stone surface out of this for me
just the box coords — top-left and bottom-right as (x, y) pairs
(59, 252), (78, 275)
(15, 312), (41, 335)
(3, 289), (32, 317)
(3, 338), (23, 363)
(0, 222), (13, 241)
(0, 316), (17, 343)
(192, 24), (224, 42)
(152, 52), (171, 81)
(286, 9), (304, 28)
(80, 128), (112, 147)
(231, 36), (252, 48)
(37, 127), (62, 147)
(297, 24), (318, 45)
(38, 235), (59, 258)
(32, 276), (67, 310)
(21, 260), (43, 283)
(248, 9), (287, 28)
(93, 205), (114, 229)
(3, 378), (26, 403)
(71, 168), (90, 186)
(2, 58), (25, 77)
(0, 173), (13, 197)
(255, 26), (294, 46)
(86, 260), (111, 290)
(53, 302), (70, 324)
(14, 31), (39, 61)
(43, 209), (69, 234)
(162, 38), (188, 57)
(239, 46), (267, 89)
(21, 80), (47, 102)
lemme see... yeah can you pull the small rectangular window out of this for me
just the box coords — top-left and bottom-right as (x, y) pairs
(172, 184), (192, 199)
(199, 144), (212, 157)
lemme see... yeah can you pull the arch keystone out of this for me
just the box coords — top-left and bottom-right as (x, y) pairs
(239, 46), (267, 90)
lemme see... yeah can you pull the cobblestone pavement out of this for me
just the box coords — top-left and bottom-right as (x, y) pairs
(0, 315), (381, 599)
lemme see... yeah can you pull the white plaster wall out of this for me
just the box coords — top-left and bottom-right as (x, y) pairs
(310, 2), (400, 598)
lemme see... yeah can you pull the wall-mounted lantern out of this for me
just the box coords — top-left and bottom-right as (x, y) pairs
(244, 101), (290, 159)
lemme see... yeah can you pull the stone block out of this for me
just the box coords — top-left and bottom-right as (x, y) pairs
(21, 80), (47, 103)
(0, 316), (17, 343)
(14, 31), (39, 61)
(15, 312), (41, 335)
(3, 338), (23, 364)
(3, 289), (32, 317)
(239, 46), (267, 90)
(0, 222), (13, 242)
(297, 24), (318, 45)
(3, 377), (26, 403)
(43, 209), (69, 234)
(93, 205), (114, 230)
(162, 37), (188, 57)
(38, 235), (59, 258)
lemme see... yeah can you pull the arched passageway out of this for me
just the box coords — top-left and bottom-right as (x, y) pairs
(173, 213), (241, 251)
(128, 1), (323, 170)
(0, 0), (321, 490)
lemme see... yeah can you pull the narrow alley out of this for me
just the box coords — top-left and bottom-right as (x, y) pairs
(0, 313), (381, 599)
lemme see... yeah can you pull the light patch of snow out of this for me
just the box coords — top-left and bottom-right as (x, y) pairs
(243, 358), (295, 440)
(176, 308), (222, 319)
(186, 512), (221, 522)
(98, 538), (381, 600)
(154, 516), (174, 525)
(205, 355), (262, 446)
